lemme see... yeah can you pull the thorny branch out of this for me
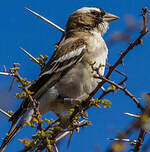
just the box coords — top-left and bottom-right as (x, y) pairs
(133, 128), (146, 152)
(13, 64), (40, 117)
(0, 7), (149, 152)
(84, 7), (149, 108)
(0, 64), (40, 118)
(106, 119), (141, 152)
(93, 70), (144, 111)
(105, 7), (149, 152)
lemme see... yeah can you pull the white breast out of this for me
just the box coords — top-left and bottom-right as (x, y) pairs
(39, 32), (108, 114)
(56, 32), (108, 99)
(86, 31), (108, 76)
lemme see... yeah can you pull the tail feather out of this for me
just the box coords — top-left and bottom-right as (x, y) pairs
(0, 111), (25, 152)
(0, 125), (22, 152)
(0, 108), (34, 151)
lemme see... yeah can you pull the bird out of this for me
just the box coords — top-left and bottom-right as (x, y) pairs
(0, 7), (119, 151)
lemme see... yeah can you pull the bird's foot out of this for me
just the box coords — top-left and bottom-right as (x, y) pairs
(63, 97), (81, 106)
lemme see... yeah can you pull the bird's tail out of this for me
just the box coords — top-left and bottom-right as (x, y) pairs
(0, 108), (34, 152)
(0, 124), (22, 152)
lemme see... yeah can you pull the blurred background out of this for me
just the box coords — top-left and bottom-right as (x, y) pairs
(0, 0), (150, 151)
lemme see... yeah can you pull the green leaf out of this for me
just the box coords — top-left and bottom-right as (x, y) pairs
(108, 85), (117, 91)
(8, 110), (14, 116)
(39, 54), (44, 59)
(95, 104), (101, 109)
(47, 144), (53, 152)
(9, 67), (20, 73)
(18, 138), (31, 147)
(102, 99), (112, 108)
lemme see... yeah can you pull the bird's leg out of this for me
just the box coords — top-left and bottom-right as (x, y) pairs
(63, 97), (85, 113)
(63, 97), (81, 105)
(64, 94), (88, 106)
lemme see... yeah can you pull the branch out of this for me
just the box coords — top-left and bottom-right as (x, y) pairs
(106, 119), (141, 152)
(94, 74), (144, 111)
(83, 7), (149, 110)
(133, 128), (146, 152)
(14, 70), (40, 116)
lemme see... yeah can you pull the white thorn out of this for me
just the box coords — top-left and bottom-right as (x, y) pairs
(0, 72), (13, 76)
(56, 131), (70, 142)
(107, 138), (137, 144)
(19, 47), (41, 65)
(0, 108), (11, 118)
(25, 7), (65, 33)
(124, 112), (140, 118)
(54, 144), (59, 152)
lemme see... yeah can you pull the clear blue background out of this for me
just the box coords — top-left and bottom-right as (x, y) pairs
(0, 0), (150, 152)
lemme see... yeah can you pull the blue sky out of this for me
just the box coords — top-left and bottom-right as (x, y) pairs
(0, 0), (150, 152)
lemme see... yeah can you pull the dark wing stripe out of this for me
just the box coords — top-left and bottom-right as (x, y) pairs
(42, 38), (86, 73)
(8, 38), (87, 127)
(34, 46), (86, 99)
(42, 45), (86, 75)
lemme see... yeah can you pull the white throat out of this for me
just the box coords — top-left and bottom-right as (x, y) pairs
(91, 22), (109, 35)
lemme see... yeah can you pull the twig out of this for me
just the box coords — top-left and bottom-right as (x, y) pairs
(133, 128), (146, 152)
(98, 63), (128, 99)
(106, 63), (128, 86)
(14, 70), (39, 115)
(141, 8), (148, 34)
(94, 74), (144, 111)
(0, 108), (11, 118)
(25, 7), (65, 33)
(105, 8), (148, 80)
(44, 119), (59, 131)
(106, 119), (141, 152)
(83, 7), (149, 111)
(3, 65), (7, 72)
(9, 76), (15, 91)
(99, 63), (128, 99)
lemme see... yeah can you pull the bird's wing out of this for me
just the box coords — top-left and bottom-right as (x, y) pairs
(30, 38), (87, 99)
(9, 37), (87, 123)
(0, 38), (87, 152)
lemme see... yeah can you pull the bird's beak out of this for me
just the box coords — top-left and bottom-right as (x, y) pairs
(103, 13), (119, 22)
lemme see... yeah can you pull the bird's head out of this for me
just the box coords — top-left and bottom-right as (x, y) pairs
(66, 7), (119, 36)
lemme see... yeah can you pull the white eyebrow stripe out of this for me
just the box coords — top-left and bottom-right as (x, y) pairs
(74, 7), (100, 14)
(54, 45), (86, 63)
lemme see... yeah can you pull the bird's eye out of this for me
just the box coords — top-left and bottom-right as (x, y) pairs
(100, 11), (105, 16)
(91, 11), (98, 15)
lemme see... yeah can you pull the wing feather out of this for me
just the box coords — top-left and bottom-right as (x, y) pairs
(8, 37), (87, 133)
